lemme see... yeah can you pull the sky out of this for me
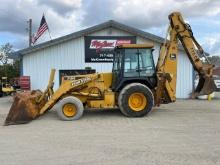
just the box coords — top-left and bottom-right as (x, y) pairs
(0, 0), (220, 56)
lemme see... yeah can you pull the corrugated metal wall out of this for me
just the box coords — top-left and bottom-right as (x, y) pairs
(23, 27), (192, 98)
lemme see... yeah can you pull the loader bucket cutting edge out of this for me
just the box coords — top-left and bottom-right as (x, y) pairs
(4, 90), (47, 126)
(194, 77), (216, 97)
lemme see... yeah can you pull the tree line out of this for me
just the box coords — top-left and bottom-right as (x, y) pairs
(0, 43), (20, 80)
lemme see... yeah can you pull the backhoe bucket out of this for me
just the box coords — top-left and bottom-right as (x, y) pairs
(194, 76), (216, 97)
(4, 90), (47, 125)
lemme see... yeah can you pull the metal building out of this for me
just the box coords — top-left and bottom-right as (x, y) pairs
(13, 20), (193, 98)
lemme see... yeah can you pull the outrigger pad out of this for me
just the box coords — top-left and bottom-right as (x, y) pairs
(4, 90), (46, 126)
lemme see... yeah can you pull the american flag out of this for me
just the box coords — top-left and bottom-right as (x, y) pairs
(32, 15), (49, 44)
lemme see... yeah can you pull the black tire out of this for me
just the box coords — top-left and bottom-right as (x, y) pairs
(0, 92), (2, 97)
(55, 96), (84, 121)
(118, 83), (154, 117)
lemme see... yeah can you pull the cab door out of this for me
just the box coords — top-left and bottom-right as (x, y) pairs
(112, 49), (123, 90)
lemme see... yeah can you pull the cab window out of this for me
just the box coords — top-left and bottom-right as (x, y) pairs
(124, 48), (155, 77)
(139, 49), (155, 76)
(124, 49), (139, 77)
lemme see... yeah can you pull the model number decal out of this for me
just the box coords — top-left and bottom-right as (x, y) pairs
(72, 77), (91, 86)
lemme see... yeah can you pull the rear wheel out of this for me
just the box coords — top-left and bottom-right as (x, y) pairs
(56, 96), (84, 121)
(118, 83), (154, 117)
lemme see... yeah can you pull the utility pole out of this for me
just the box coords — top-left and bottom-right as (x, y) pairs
(27, 19), (32, 47)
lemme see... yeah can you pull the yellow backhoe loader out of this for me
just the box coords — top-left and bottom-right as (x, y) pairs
(4, 12), (216, 125)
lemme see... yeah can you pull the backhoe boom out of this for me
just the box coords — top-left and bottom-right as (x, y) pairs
(155, 12), (216, 106)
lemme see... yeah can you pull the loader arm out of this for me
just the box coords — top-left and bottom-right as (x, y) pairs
(155, 12), (216, 106)
(39, 72), (99, 115)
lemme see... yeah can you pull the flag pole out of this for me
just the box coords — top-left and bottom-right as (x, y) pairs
(47, 28), (52, 40)
(43, 13), (52, 41)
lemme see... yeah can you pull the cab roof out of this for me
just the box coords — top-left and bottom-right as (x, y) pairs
(116, 43), (154, 49)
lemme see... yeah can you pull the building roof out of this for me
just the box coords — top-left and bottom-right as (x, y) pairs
(11, 20), (165, 58)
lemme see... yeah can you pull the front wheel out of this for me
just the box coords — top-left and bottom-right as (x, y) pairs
(118, 83), (154, 117)
(55, 96), (84, 121)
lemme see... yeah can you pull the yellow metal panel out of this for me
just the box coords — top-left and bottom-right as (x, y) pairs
(87, 100), (105, 108)
(104, 91), (115, 107)
(102, 73), (112, 89)
(87, 91), (115, 108)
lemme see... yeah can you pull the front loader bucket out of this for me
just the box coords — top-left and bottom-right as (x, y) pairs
(194, 76), (216, 97)
(4, 90), (47, 125)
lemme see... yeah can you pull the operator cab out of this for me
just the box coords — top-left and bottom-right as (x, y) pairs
(112, 44), (157, 91)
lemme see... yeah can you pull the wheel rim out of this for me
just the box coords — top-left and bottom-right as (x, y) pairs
(128, 92), (147, 111)
(62, 103), (77, 117)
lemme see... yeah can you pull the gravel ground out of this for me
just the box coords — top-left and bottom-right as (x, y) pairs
(0, 93), (220, 165)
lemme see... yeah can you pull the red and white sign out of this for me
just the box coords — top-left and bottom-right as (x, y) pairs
(90, 39), (132, 50)
(85, 36), (136, 62)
